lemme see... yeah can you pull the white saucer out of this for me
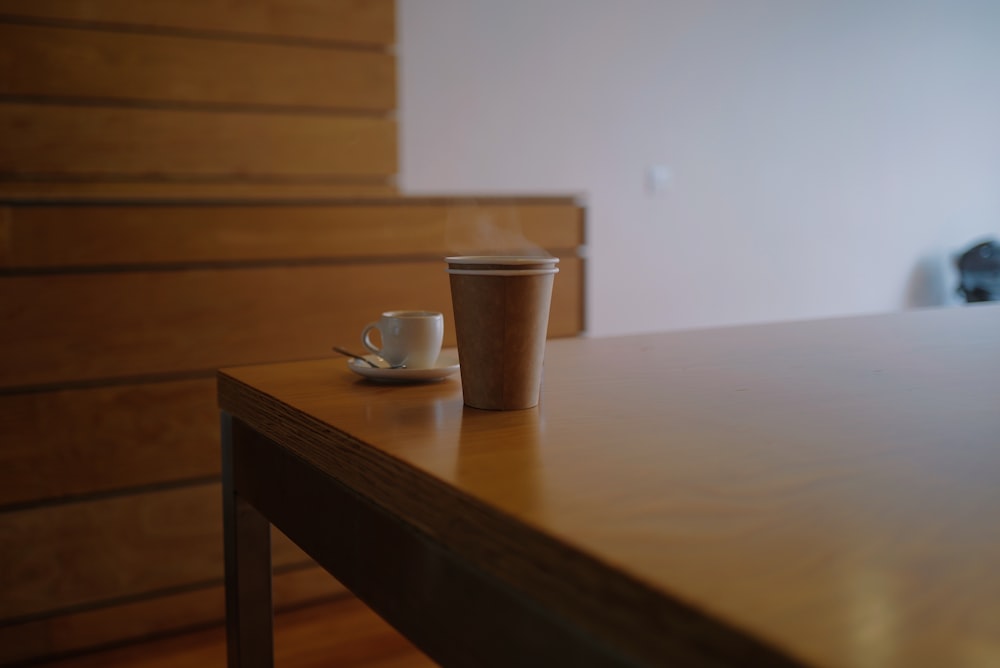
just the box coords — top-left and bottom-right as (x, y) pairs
(347, 353), (460, 383)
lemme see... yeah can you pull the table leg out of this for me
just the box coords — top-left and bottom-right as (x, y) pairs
(222, 412), (274, 668)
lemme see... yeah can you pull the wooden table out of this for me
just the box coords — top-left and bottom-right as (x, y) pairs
(218, 305), (1000, 667)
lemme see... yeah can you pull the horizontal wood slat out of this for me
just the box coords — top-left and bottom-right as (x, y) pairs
(0, 0), (395, 45)
(0, 23), (395, 111)
(0, 565), (345, 665)
(0, 103), (397, 179)
(0, 180), (398, 202)
(0, 378), (219, 508)
(2, 203), (582, 268)
(0, 206), (8, 260)
(0, 482), (312, 621)
(0, 259), (582, 389)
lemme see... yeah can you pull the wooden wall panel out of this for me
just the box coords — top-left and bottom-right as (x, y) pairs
(0, 0), (586, 661)
(0, 191), (582, 663)
(0, 378), (219, 507)
(0, 483), (312, 621)
(0, 206), (8, 260)
(2, 202), (582, 269)
(0, 180), (398, 202)
(0, 258), (582, 390)
(553, 257), (584, 342)
(0, 23), (396, 111)
(0, 565), (344, 665)
(0, 259), (582, 506)
(0, 0), (395, 45)
(0, 104), (397, 179)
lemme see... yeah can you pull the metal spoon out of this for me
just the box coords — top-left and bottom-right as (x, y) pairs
(331, 346), (405, 369)
(332, 346), (379, 368)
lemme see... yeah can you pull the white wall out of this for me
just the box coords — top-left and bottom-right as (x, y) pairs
(398, 0), (1000, 336)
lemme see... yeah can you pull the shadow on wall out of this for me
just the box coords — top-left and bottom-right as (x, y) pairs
(906, 254), (954, 308)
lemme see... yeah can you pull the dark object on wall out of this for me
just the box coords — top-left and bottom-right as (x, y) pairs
(956, 239), (1000, 302)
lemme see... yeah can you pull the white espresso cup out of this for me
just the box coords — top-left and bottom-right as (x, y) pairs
(362, 310), (444, 368)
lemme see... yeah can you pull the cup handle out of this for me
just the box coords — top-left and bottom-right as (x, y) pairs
(361, 322), (382, 356)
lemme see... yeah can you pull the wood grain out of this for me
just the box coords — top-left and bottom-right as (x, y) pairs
(0, 259), (582, 389)
(0, 103), (397, 179)
(0, 565), (346, 665)
(230, 415), (693, 668)
(35, 596), (433, 668)
(0, 23), (395, 111)
(0, 0), (395, 45)
(0, 377), (219, 507)
(2, 202), (582, 268)
(0, 482), (313, 621)
(223, 420), (275, 668)
(218, 304), (1000, 667)
(0, 205), (9, 259)
(0, 180), (398, 201)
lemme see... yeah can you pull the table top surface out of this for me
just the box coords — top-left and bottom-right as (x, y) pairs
(218, 304), (1000, 668)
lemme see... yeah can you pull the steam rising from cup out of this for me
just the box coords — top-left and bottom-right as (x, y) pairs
(445, 203), (554, 258)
